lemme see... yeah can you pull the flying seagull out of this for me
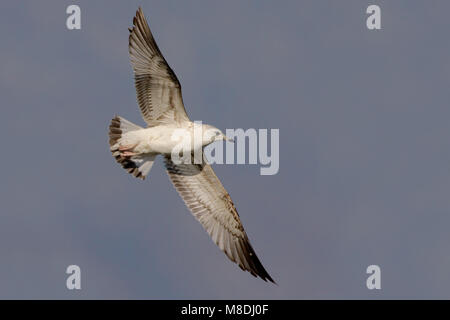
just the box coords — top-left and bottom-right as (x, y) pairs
(108, 7), (275, 283)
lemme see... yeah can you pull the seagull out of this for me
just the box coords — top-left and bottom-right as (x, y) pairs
(108, 7), (275, 283)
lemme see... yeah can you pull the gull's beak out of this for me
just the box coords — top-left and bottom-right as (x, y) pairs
(224, 136), (234, 143)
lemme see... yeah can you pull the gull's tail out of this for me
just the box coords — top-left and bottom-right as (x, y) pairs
(108, 116), (156, 180)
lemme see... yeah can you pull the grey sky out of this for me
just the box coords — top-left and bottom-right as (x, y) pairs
(1, 0), (450, 299)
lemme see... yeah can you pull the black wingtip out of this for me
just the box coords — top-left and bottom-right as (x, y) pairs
(241, 239), (276, 284)
(266, 275), (277, 285)
(261, 270), (276, 285)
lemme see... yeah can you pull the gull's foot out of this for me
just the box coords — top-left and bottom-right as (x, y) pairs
(119, 143), (138, 158)
(121, 151), (137, 157)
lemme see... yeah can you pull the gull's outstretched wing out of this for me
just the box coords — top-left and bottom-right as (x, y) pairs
(164, 156), (275, 283)
(129, 8), (190, 126)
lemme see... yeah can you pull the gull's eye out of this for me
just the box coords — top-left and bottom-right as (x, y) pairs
(215, 131), (220, 136)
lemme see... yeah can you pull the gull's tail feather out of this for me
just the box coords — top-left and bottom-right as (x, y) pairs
(108, 116), (156, 180)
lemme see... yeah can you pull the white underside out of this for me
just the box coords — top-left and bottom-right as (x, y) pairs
(118, 125), (190, 155)
(110, 117), (223, 178)
(114, 122), (211, 157)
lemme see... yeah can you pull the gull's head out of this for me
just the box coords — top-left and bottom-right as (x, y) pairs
(202, 125), (233, 145)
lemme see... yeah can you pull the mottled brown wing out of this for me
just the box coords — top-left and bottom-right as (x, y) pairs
(129, 8), (190, 126)
(164, 156), (275, 283)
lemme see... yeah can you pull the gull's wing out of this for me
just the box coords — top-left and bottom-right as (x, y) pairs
(129, 8), (190, 126)
(164, 156), (275, 283)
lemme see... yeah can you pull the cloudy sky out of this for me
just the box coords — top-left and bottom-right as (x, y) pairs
(1, 0), (450, 299)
